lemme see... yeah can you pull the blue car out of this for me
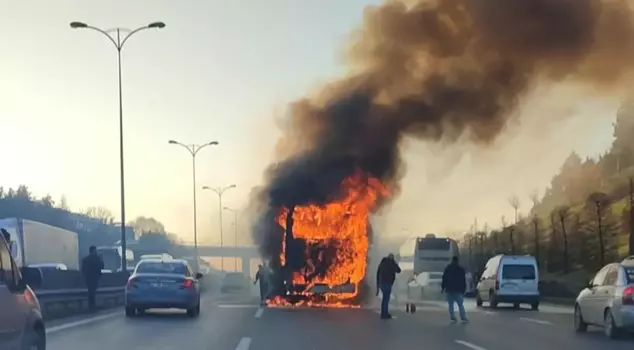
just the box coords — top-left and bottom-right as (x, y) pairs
(125, 258), (203, 318)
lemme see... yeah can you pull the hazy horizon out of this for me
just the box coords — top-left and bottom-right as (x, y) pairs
(1, 0), (620, 246)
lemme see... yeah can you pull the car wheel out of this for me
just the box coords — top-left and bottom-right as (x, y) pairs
(489, 292), (498, 309)
(604, 309), (621, 339)
(476, 293), (483, 307)
(187, 304), (200, 318)
(573, 305), (588, 333)
(21, 326), (45, 350)
(513, 303), (520, 309)
(125, 306), (136, 318)
(531, 302), (539, 311)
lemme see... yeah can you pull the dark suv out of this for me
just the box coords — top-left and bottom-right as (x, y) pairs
(0, 229), (45, 350)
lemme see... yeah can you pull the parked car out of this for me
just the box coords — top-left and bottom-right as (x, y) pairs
(475, 255), (540, 310)
(0, 228), (45, 349)
(125, 258), (203, 318)
(574, 258), (634, 339)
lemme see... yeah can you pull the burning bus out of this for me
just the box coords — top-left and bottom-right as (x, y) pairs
(264, 170), (389, 307)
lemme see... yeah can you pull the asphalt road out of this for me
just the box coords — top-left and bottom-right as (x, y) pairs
(46, 294), (634, 350)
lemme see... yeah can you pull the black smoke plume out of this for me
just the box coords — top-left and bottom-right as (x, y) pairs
(251, 0), (634, 271)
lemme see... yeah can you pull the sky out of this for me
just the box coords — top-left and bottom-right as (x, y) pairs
(0, 0), (622, 246)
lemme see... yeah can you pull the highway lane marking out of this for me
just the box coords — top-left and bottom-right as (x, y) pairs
(519, 317), (553, 325)
(46, 311), (121, 335)
(455, 340), (488, 350)
(217, 304), (260, 308)
(371, 310), (398, 319)
(254, 308), (264, 318)
(235, 337), (252, 350)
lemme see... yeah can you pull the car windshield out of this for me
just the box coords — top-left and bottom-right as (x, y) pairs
(417, 238), (450, 251)
(136, 262), (186, 275)
(502, 264), (536, 280)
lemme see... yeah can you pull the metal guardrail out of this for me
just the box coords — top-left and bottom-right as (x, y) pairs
(35, 286), (126, 320)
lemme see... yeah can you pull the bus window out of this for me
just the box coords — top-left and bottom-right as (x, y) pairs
(417, 239), (450, 251)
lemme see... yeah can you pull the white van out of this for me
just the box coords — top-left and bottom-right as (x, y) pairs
(475, 255), (540, 310)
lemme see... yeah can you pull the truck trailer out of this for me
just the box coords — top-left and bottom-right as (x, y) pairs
(0, 218), (80, 270)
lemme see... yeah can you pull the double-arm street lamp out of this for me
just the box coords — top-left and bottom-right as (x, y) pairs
(70, 21), (165, 271)
(169, 140), (219, 272)
(202, 185), (236, 271)
(223, 207), (239, 271)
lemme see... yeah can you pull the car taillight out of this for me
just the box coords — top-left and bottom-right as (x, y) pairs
(495, 280), (500, 290)
(181, 279), (193, 289)
(623, 286), (634, 305)
(126, 278), (137, 288)
(24, 287), (36, 304)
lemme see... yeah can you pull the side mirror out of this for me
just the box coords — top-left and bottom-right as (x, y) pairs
(195, 272), (203, 279)
(20, 267), (43, 289)
(586, 281), (596, 289)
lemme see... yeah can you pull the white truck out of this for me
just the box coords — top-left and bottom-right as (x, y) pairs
(0, 218), (80, 270)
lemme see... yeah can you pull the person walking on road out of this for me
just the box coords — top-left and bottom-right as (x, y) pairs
(254, 264), (269, 306)
(376, 253), (401, 319)
(441, 256), (468, 323)
(81, 246), (104, 311)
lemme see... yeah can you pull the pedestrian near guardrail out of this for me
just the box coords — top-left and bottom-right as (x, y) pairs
(81, 246), (104, 311)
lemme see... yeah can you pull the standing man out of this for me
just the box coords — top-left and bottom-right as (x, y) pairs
(254, 263), (269, 306)
(441, 256), (468, 323)
(82, 246), (104, 311)
(376, 253), (401, 319)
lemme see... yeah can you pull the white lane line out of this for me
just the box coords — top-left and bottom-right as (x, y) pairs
(46, 311), (121, 335)
(371, 310), (398, 319)
(254, 308), (264, 318)
(217, 304), (260, 309)
(235, 337), (252, 350)
(519, 317), (553, 325)
(455, 340), (488, 350)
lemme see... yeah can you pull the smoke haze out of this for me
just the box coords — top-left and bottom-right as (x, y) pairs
(251, 0), (634, 261)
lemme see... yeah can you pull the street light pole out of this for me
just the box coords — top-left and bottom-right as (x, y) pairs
(169, 140), (219, 273)
(202, 185), (236, 271)
(223, 207), (238, 271)
(70, 21), (165, 271)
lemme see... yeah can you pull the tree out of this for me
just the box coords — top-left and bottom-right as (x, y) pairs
(531, 215), (541, 267)
(587, 192), (611, 267)
(40, 194), (55, 207)
(555, 206), (570, 273)
(509, 195), (520, 224)
(129, 216), (166, 235)
(508, 225), (516, 255)
(630, 177), (634, 256)
(14, 185), (32, 201)
(83, 206), (114, 223)
(548, 211), (559, 273)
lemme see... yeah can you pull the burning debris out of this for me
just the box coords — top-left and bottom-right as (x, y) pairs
(251, 0), (634, 307)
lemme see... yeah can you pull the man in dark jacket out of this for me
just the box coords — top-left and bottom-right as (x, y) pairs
(254, 264), (270, 306)
(441, 256), (468, 323)
(82, 246), (104, 311)
(376, 253), (401, 319)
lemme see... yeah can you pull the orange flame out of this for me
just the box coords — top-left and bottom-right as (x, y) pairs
(273, 170), (389, 306)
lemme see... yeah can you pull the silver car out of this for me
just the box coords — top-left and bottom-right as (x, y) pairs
(0, 229), (45, 350)
(124, 258), (203, 318)
(574, 258), (634, 339)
